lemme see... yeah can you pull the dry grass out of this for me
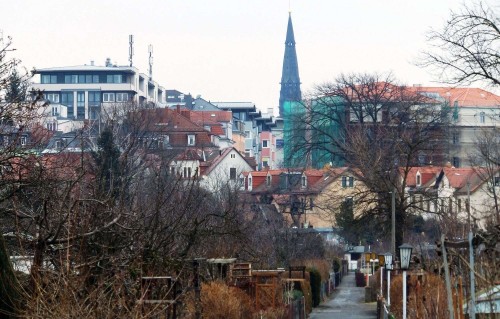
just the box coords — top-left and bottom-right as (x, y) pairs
(390, 273), (449, 319)
(183, 281), (254, 319)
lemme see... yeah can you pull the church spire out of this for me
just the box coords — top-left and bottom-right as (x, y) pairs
(279, 12), (301, 117)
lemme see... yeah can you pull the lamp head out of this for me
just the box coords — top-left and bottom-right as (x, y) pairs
(399, 244), (413, 270)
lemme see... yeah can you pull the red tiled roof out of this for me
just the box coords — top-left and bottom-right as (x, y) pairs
(413, 87), (500, 108)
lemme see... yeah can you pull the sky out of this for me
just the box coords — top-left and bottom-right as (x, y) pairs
(0, 0), (479, 113)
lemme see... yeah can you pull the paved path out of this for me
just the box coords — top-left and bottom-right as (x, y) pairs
(309, 273), (377, 319)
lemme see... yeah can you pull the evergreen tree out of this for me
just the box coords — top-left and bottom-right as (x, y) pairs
(4, 69), (27, 103)
(93, 127), (121, 197)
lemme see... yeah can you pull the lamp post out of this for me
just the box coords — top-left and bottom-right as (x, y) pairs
(384, 253), (393, 307)
(399, 244), (413, 319)
(378, 254), (385, 297)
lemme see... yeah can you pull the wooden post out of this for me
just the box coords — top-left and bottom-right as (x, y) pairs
(458, 277), (464, 319)
(442, 234), (455, 319)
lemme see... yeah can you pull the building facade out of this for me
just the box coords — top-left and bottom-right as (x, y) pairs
(31, 60), (166, 133)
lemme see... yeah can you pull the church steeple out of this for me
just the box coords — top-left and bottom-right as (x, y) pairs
(279, 12), (302, 117)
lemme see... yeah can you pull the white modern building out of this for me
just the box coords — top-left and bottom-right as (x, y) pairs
(31, 59), (166, 133)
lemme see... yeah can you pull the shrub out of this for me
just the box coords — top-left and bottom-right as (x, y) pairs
(390, 273), (449, 319)
(183, 281), (254, 319)
(308, 268), (322, 307)
(355, 271), (366, 287)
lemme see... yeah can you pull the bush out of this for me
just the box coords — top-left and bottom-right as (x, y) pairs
(183, 281), (254, 319)
(355, 271), (366, 287)
(308, 268), (322, 307)
(390, 273), (449, 319)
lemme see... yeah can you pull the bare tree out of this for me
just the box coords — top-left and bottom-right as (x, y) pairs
(470, 127), (500, 224)
(287, 72), (450, 248)
(421, 1), (500, 87)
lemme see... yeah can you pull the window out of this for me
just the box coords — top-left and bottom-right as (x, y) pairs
(262, 140), (269, 148)
(342, 176), (354, 187)
(230, 167), (237, 180)
(494, 176), (500, 186)
(41, 74), (57, 84)
(61, 92), (74, 117)
(116, 93), (129, 102)
(88, 91), (101, 106)
(46, 122), (57, 131)
(230, 153), (236, 159)
(266, 175), (271, 186)
(163, 135), (170, 148)
(52, 105), (59, 116)
(418, 154), (426, 165)
(183, 167), (192, 178)
(479, 112), (485, 123)
(262, 160), (268, 167)
(103, 93), (115, 102)
(416, 174), (421, 186)
(20, 136), (27, 146)
(452, 132), (459, 145)
(248, 176), (252, 190)
(78, 75), (85, 83)
(187, 135), (195, 146)
(45, 93), (60, 103)
(93, 75), (99, 83)
(453, 156), (460, 168)
(106, 74), (123, 83)
(245, 130), (250, 138)
(77, 91), (85, 119)
(301, 176), (307, 188)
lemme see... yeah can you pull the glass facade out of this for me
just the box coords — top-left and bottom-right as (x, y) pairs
(61, 92), (74, 117)
(42, 72), (125, 84)
(77, 91), (85, 119)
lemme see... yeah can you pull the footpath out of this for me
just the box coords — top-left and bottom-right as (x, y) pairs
(309, 273), (377, 319)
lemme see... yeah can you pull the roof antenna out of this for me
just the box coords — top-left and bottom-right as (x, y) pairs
(148, 44), (153, 79)
(128, 35), (134, 67)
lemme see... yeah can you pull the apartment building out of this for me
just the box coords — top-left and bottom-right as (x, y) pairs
(31, 59), (166, 133)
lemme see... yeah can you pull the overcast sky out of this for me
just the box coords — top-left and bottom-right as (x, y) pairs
(1, 0), (479, 113)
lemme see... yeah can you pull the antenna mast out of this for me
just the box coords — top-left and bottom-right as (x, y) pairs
(128, 35), (134, 67)
(148, 44), (153, 79)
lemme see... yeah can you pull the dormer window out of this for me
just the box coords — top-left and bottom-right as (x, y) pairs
(247, 176), (253, 191)
(187, 135), (195, 146)
(341, 176), (354, 188)
(416, 173), (421, 186)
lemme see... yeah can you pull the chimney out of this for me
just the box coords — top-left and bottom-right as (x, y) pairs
(90, 60), (94, 66)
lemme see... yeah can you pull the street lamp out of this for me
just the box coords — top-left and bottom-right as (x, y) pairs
(383, 253), (393, 306)
(399, 244), (413, 319)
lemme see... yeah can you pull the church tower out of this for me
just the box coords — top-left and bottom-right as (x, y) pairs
(279, 13), (302, 117)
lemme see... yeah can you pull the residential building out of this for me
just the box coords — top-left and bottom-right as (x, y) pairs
(242, 167), (372, 243)
(212, 101), (263, 167)
(414, 86), (500, 167)
(405, 165), (500, 229)
(31, 59), (167, 133)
